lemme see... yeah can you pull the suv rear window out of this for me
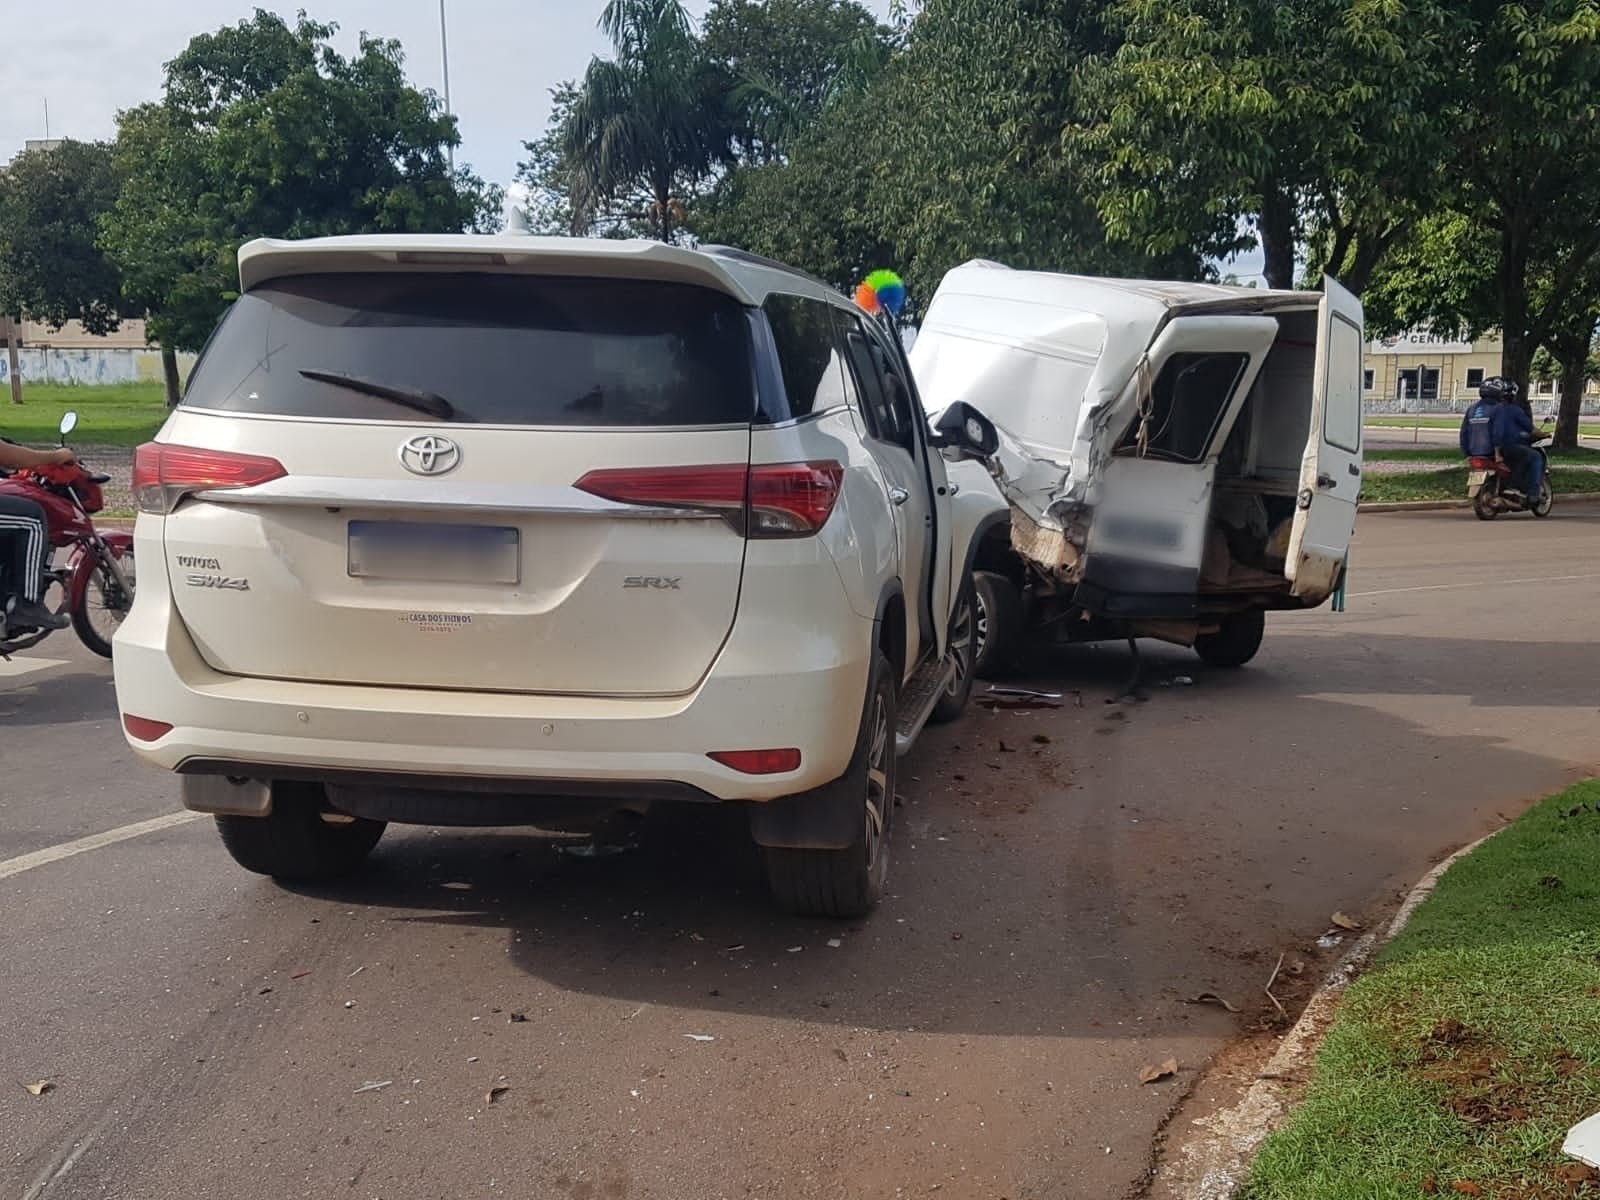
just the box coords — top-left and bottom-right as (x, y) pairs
(183, 272), (757, 427)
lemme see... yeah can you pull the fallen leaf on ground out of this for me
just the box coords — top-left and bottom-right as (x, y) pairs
(1139, 1058), (1179, 1084)
(1331, 912), (1361, 930)
(22, 1080), (53, 1096)
(486, 1085), (509, 1104)
(1421, 1177), (1437, 1195)
(1556, 1163), (1598, 1185)
(1185, 992), (1241, 1013)
(1449, 1182), (1483, 1196)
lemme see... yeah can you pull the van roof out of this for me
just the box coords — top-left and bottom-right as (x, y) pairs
(235, 233), (847, 308)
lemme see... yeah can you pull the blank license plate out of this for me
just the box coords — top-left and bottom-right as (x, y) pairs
(348, 521), (519, 584)
(1468, 470), (1490, 486)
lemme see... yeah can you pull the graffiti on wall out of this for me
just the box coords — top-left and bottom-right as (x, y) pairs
(0, 348), (194, 386)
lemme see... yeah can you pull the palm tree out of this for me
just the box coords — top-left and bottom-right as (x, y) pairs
(563, 0), (727, 241)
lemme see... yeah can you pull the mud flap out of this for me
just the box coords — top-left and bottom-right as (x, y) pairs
(747, 773), (860, 851)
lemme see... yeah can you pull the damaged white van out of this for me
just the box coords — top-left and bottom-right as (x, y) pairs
(914, 262), (1363, 670)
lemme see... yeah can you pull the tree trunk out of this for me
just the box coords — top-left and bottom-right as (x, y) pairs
(161, 344), (182, 409)
(1259, 180), (1296, 290)
(5, 317), (21, 405)
(1498, 223), (1534, 415)
(1555, 352), (1588, 450)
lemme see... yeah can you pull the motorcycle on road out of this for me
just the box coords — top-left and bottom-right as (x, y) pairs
(1467, 433), (1554, 521)
(0, 412), (136, 657)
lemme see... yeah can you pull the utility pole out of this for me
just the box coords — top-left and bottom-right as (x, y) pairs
(439, 0), (454, 172)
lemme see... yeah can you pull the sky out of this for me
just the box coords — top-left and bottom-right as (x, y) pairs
(6, 0), (1264, 282)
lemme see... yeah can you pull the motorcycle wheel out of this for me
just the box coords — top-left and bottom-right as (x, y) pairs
(1531, 479), (1554, 518)
(1473, 481), (1499, 521)
(72, 546), (136, 659)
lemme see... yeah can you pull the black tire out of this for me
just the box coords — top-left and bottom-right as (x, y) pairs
(71, 546), (135, 659)
(215, 782), (385, 881)
(972, 570), (1023, 678)
(1194, 609), (1266, 669)
(1531, 478), (1554, 518)
(931, 573), (977, 724)
(1473, 481), (1498, 521)
(763, 650), (896, 918)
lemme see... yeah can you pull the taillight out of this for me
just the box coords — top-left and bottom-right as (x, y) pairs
(575, 462), (844, 538)
(709, 748), (802, 775)
(123, 714), (174, 742)
(133, 443), (287, 515)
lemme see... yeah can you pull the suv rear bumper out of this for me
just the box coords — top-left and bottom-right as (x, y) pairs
(113, 535), (873, 806)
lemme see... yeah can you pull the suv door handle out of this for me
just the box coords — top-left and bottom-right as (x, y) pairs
(889, 486), (910, 506)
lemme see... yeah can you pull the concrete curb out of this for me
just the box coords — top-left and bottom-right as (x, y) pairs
(1361, 493), (1600, 513)
(1158, 831), (1501, 1199)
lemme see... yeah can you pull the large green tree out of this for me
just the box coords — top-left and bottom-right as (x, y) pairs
(1076, 0), (1454, 292)
(1361, 2), (1600, 447)
(560, 0), (730, 242)
(700, 0), (1204, 306)
(101, 9), (500, 404)
(0, 140), (124, 337)
(702, 0), (891, 165)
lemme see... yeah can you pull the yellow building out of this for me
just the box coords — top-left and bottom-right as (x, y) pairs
(1364, 330), (1599, 411)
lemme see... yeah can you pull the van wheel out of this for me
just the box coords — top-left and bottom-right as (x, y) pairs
(931, 573), (977, 724)
(972, 570), (1023, 678)
(215, 782), (386, 881)
(1194, 610), (1265, 669)
(763, 650), (895, 918)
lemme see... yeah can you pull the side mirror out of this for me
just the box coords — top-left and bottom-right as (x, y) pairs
(59, 411), (78, 440)
(933, 402), (999, 461)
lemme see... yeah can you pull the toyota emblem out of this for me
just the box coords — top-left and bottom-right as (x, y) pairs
(398, 434), (461, 476)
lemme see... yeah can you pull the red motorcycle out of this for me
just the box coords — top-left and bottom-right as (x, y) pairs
(0, 412), (135, 657)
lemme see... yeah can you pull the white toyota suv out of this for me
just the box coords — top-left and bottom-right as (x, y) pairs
(113, 234), (1005, 916)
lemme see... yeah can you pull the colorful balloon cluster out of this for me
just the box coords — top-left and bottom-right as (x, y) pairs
(854, 270), (907, 317)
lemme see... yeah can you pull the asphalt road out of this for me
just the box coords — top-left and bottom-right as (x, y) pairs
(4, 509), (1599, 1200)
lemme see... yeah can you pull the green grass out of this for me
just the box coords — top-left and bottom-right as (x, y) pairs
(3, 381), (168, 446)
(1244, 782), (1600, 1200)
(1361, 467), (1600, 504)
(1367, 415), (1600, 436)
(1370, 445), (1600, 464)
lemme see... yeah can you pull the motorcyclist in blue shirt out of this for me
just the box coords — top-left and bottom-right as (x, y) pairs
(1458, 385), (1499, 459)
(1485, 378), (1542, 500)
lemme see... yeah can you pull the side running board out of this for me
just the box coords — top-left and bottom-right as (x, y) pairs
(894, 655), (956, 757)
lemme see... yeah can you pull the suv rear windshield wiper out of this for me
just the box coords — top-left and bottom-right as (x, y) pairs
(298, 368), (459, 421)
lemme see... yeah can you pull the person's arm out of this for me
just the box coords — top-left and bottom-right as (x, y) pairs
(0, 441), (75, 470)
(1513, 407), (1535, 442)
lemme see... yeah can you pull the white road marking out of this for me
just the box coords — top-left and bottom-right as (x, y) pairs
(1352, 571), (1600, 599)
(0, 655), (68, 678)
(0, 812), (206, 882)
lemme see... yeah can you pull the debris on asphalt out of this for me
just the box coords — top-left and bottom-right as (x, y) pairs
(1139, 1058), (1179, 1084)
(1264, 952), (1288, 1021)
(1032, 733), (1051, 745)
(826, 938), (842, 949)
(787, 945), (804, 953)
(353, 1080), (392, 1094)
(997, 740), (1015, 753)
(291, 971), (311, 980)
(978, 696), (1061, 711)
(440, 881), (472, 890)
(486, 1085), (510, 1104)
(348, 966), (366, 978)
(22, 1080), (53, 1096)
(344, 1000), (356, 1009)
(1316, 933), (1344, 950)
(1173, 675), (1194, 686)
(987, 686), (1063, 701)
(724, 944), (745, 952)
(509, 1012), (529, 1023)
(1331, 912), (1362, 930)
(1184, 992), (1241, 1013)
(833, 1048), (848, 1063)
(258, 987), (273, 995)
(556, 842), (630, 858)
(683, 1034), (715, 1043)
(951, 932), (964, 941)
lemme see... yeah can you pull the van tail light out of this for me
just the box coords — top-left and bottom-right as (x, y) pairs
(133, 443), (287, 514)
(575, 462), (844, 538)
